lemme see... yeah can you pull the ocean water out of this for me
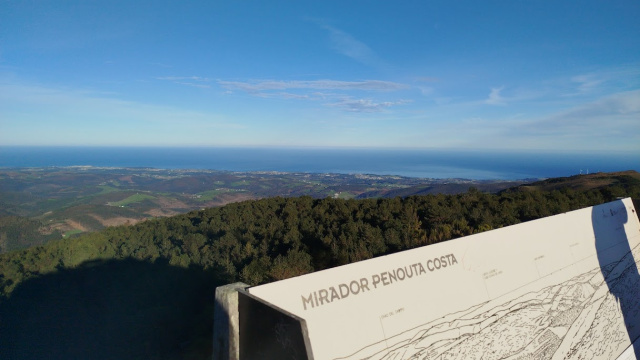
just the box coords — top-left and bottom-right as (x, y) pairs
(0, 146), (638, 180)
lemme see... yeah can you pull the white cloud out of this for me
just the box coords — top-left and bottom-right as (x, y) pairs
(175, 82), (211, 89)
(418, 87), (435, 96)
(496, 90), (640, 150)
(216, 78), (411, 112)
(484, 87), (506, 105)
(217, 79), (408, 93)
(558, 66), (640, 97)
(409, 87), (640, 151)
(156, 76), (212, 88)
(328, 98), (410, 113)
(156, 76), (212, 82)
(571, 74), (603, 94)
(527, 90), (640, 130)
(320, 25), (384, 68)
(0, 81), (243, 145)
(249, 92), (310, 100)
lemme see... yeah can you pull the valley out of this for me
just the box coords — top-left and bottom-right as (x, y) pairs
(0, 166), (527, 249)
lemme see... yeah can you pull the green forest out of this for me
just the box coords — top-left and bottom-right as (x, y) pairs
(1, 172), (639, 359)
(0, 216), (63, 253)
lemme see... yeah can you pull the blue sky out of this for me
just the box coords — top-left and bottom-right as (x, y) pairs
(1, 1), (639, 152)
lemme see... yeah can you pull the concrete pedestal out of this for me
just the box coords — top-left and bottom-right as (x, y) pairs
(213, 282), (248, 360)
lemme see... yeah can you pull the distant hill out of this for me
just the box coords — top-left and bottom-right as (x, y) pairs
(356, 180), (528, 198)
(508, 170), (640, 192)
(506, 171), (640, 210)
(359, 171), (640, 199)
(0, 167), (537, 251)
(353, 171), (640, 219)
(1, 170), (638, 254)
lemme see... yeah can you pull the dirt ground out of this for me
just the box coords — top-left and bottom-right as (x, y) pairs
(89, 214), (142, 227)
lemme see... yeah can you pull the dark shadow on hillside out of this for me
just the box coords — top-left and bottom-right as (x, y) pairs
(594, 200), (640, 359)
(0, 258), (227, 360)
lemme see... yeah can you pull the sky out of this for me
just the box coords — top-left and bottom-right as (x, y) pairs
(1, 0), (639, 153)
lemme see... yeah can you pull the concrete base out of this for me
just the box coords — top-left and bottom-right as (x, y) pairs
(213, 282), (249, 360)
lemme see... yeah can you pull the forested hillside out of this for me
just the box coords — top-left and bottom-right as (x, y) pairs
(0, 216), (62, 253)
(0, 167), (525, 248)
(1, 172), (639, 359)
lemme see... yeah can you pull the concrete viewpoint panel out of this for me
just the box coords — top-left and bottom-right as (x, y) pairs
(248, 198), (640, 360)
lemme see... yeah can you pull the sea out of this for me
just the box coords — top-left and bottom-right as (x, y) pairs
(0, 146), (638, 180)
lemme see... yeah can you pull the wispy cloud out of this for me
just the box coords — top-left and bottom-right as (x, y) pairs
(418, 87), (435, 96)
(0, 82), (236, 126)
(484, 87), (506, 105)
(418, 90), (640, 151)
(500, 90), (640, 150)
(571, 74), (604, 94)
(558, 66), (640, 97)
(248, 92), (310, 100)
(175, 82), (211, 89)
(218, 79), (407, 93)
(156, 76), (212, 82)
(156, 76), (212, 88)
(0, 81), (243, 145)
(328, 98), (411, 113)
(217, 78), (411, 112)
(320, 24), (384, 68)
(528, 89), (640, 131)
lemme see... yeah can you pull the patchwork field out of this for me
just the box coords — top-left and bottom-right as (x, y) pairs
(0, 165), (578, 252)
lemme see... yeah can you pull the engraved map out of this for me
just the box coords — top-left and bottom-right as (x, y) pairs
(339, 244), (640, 360)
